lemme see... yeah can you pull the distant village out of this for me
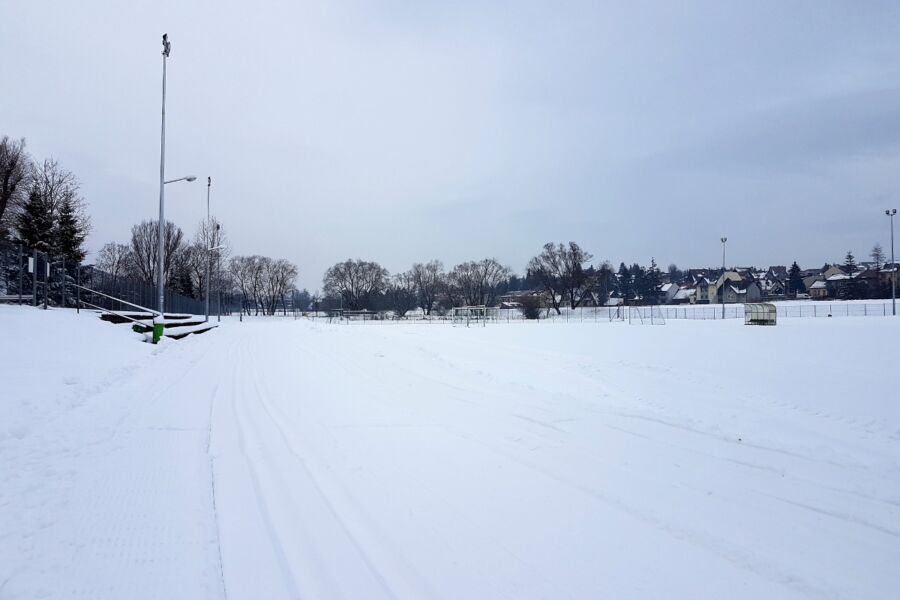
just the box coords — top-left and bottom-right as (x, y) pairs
(500, 254), (899, 310)
(652, 261), (897, 305)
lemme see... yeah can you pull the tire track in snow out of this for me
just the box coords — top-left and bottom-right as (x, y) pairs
(227, 342), (305, 600)
(242, 344), (399, 600)
(258, 328), (578, 600)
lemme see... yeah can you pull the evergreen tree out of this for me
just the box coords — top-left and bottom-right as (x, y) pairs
(54, 196), (86, 263)
(16, 187), (54, 252)
(616, 262), (630, 299)
(840, 251), (864, 300)
(630, 262), (647, 303)
(644, 258), (662, 304)
(788, 261), (803, 296)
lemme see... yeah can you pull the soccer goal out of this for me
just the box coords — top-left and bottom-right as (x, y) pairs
(624, 305), (666, 325)
(451, 305), (499, 326)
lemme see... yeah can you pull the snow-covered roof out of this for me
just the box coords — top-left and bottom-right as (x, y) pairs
(810, 280), (827, 289)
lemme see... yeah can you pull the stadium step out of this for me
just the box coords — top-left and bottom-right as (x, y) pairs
(94, 310), (218, 340)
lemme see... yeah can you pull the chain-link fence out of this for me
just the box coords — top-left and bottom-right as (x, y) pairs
(0, 240), (70, 307)
(77, 265), (205, 315)
(308, 300), (899, 325)
(1, 240), (238, 316)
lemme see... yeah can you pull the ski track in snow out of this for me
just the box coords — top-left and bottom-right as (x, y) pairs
(1, 307), (899, 599)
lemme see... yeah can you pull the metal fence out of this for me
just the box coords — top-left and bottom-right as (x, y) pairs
(1, 240), (65, 307)
(311, 300), (898, 325)
(0, 240), (230, 315)
(78, 265), (205, 315)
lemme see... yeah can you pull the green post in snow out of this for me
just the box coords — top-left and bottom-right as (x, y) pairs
(152, 315), (164, 344)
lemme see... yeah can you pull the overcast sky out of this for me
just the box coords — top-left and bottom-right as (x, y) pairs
(3, 1), (900, 290)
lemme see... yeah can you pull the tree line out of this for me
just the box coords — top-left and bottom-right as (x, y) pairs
(2, 134), (300, 314)
(317, 243), (669, 316)
(96, 219), (301, 315)
(0, 136), (90, 264)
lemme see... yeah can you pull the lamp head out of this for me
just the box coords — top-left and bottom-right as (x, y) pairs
(162, 34), (171, 57)
(185, 176), (197, 182)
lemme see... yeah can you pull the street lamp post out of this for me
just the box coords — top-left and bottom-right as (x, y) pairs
(155, 33), (197, 321)
(887, 209), (897, 316)
(205, 177), (211, 322)
(157, 33), (171, 316)
(720, 236), (727, 319)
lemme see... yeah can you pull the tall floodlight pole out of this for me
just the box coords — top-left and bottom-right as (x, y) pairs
(720, 237), (727, 319)
(205, 176), (212, 322)
(157, 34), (171, 315)
(888, 209), (897, 316)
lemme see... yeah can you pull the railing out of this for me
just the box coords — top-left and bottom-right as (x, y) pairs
(308, 300), (899, 324)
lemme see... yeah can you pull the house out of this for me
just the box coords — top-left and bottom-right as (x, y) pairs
(755, 270), (786, 301)
(802, 274), (823, 293)
(709, 271), (747, 304)
(672, 287), (693, 304)
(718, 279), (762, 304)
(689, 278), (711, 304)
(766, 266), (788, 281)
(659, 282), (679, 304)
(880, 263), (899, 292)
(855, 269), (884, 297)
(809, 280), (828, 299)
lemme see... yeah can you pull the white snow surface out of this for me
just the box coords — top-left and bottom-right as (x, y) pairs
(1, 305), (899, 599)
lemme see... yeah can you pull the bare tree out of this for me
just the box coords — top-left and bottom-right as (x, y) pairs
(263, 258), (298, 315)
(385, 270), (418, 317)
(250, 256), (268, 315)
(448, 258), (511, 306)
(871, 243), (886, 269)
(527, 242), (594, 314)
(96, 242), (131, 279)
(186, 217), (230, 300)
(411, 260), (445, 315)
(322, 259), (389, 310)
(127, 219), (185, 286)
(228, 255), (258, 315)
(0, 136), (31, 239)
(30, 159), (90, 238)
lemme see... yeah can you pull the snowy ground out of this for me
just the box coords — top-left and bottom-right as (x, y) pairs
(1, 305), (899, 599)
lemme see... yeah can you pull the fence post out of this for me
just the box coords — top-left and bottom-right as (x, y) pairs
(61, 256), (66, 308)
(43, 254), (48, 310)
(17, 245), (23, 304)
(32, 249), (38, 306)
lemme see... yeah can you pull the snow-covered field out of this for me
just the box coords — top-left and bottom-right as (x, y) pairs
(1, 305), (898, 599)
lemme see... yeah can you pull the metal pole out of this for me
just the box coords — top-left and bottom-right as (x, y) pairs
(205, 176), (211, 322)
(17, 244), (23, 304)
(216, 250), (221, 322)
(721, 236), (727, 319)
(61, 256), (66, 307)
(32, 249), (38, 307)
(889, 210), (896, 316)
(43, 253), (48, 310)
(76, 265), (81, 313)
(157, 34), (170, 316)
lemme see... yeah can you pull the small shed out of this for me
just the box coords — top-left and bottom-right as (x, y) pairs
(744, 303), (777, 326)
